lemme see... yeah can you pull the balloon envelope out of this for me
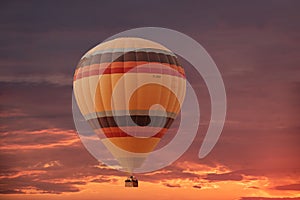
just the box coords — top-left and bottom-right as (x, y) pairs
(73, 37), (186, 173)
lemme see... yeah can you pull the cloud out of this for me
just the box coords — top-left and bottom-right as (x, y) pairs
(140, 166), (199, 184)
(0, 189), (25, 194)
(0, 125), (298, 195)
(0, 74), (72, 86)
(193, 185), (201, 189)
(0, 82), (74, 131)
(163, 183), (181, 188)
(0, 108), (27, 118)
(205, 172), (243, 182)
(91, 176), (118, 184)
(248, 186), (260, 189)
(0, 170), (81, 194)
(0, 127), (122, 194)
(0, 129), (79, 150)
(274, 183), (300, 191)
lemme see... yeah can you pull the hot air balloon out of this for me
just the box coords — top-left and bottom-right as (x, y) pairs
(73, 37), (186, 187)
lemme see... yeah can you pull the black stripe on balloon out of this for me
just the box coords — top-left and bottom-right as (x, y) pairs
(87, 116), (174, 129)
(76, 51), (180, 68)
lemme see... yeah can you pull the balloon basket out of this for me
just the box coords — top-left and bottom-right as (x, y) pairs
(125, 176), (138, 187)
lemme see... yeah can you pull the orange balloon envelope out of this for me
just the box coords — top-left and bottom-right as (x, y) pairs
(73, 37), (186, 173)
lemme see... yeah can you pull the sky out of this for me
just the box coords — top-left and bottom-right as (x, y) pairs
(0, 0), (300, 199)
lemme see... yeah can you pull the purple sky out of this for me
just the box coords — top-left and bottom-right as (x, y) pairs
(0, 0), (299, 199)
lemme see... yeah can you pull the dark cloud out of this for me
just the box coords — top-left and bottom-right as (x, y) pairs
(163, 183), (181, 188)
(205, 172), (243, 182)
(274, 183), (300, 191)
(248, 186), (260, 189)
(140, 168), (199, 184)
(0, 108), (124, 194)
(0, 83), (74, 131)
(1, 175), (81, 194)
(0, 128), (123, 194)
(0, 189), (25, 194)
(193, 185), (201, 189)
(91, 177), (118, 184)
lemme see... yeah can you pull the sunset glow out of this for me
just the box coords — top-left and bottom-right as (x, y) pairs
(1, 1), (299, 199)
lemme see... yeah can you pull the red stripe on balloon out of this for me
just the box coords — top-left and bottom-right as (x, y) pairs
(74, 62), (185, 81)
(75, 66), (185, 80)
(93, 127), (167, 139)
